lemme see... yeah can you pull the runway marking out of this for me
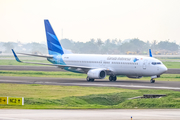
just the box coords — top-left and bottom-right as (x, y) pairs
(0, 79), (180, 90)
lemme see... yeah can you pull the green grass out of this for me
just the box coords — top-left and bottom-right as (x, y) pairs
(0, 83), (180, 109)
(163, 62), (180, 69)
(0, 70), (180, 81)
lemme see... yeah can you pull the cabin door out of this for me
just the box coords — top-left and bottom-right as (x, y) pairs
(143, 59), (148, 70)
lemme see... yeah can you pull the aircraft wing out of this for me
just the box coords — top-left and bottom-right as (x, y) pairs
(16, 52), (53, 58)
(12, 49), (111, 73)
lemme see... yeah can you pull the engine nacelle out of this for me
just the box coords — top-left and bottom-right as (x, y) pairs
(127, 76), (143, 79)
(87, 69), (106, 79)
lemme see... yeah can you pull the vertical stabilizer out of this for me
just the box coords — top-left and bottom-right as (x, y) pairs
(44, 20), (64, 55)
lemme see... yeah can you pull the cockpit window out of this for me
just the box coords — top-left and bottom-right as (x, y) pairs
(152, 62), (156, 65)
(152, 62), (161, 65)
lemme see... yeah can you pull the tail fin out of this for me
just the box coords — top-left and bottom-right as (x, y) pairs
(44, 20), (64, 55)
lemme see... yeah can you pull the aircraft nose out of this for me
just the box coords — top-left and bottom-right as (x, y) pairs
(161, 65), (168, 73)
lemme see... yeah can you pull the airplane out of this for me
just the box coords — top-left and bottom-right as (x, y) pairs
(12, 19), (168, 83)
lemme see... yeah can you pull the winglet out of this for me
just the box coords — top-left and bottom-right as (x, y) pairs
(149, 49), (152, 57)
(12, 49), (21, 62)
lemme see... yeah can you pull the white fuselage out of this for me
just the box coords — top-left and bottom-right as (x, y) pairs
(57, 54), (167, 77)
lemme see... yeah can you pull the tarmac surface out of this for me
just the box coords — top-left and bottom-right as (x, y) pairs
(0, 65), (180, 90)
(0, 109), (180, 120)
(0, 76), (180, 90)
(0, 65), (180, 74)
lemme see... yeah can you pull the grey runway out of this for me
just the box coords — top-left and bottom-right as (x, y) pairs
(0, 109), (180, 120)
(0, 65), (180, 74)
(0, 76), (180, 90)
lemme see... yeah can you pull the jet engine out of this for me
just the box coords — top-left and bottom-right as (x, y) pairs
(87, 69), (106, 79)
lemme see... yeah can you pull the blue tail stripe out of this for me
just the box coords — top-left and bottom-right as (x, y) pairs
(47, 40), (63, 53)
(47, 42), (64, 54)
(47, 32), (58, 42)
(47, 32), (61, 46)
(44, 20), (64, 55)
(51, 42), (63, 51)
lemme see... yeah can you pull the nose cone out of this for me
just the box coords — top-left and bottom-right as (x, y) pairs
(161, 65), (168, 74)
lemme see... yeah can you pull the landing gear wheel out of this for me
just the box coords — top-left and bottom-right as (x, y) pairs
(113, 76), (117, 81)
(86, 77), (94, 82)
(86, 77), (90, 82)
(109, 76), (113, 81)
(150, 79), (155, 83)
(109, 76), (117, 81)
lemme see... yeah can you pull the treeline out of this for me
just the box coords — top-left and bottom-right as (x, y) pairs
(60, 38), (179, 54)
(0, 38), (179, 55)
(0, 42), (47, 54)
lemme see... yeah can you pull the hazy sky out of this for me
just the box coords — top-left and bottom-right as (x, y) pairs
(1, 0), (180, 44)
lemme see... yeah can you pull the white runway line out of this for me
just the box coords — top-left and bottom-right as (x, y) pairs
(0, 80), (33, 84)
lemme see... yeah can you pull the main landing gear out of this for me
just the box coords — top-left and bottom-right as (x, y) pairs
(150, 78), (155, 83)
(109, 75), (117, 81)
(86, 76), (117, 82)
(86, 77), (94, 82)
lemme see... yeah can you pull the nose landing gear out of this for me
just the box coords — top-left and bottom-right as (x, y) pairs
(150, 75), (159, 83)
(150, 78), (155, 83)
